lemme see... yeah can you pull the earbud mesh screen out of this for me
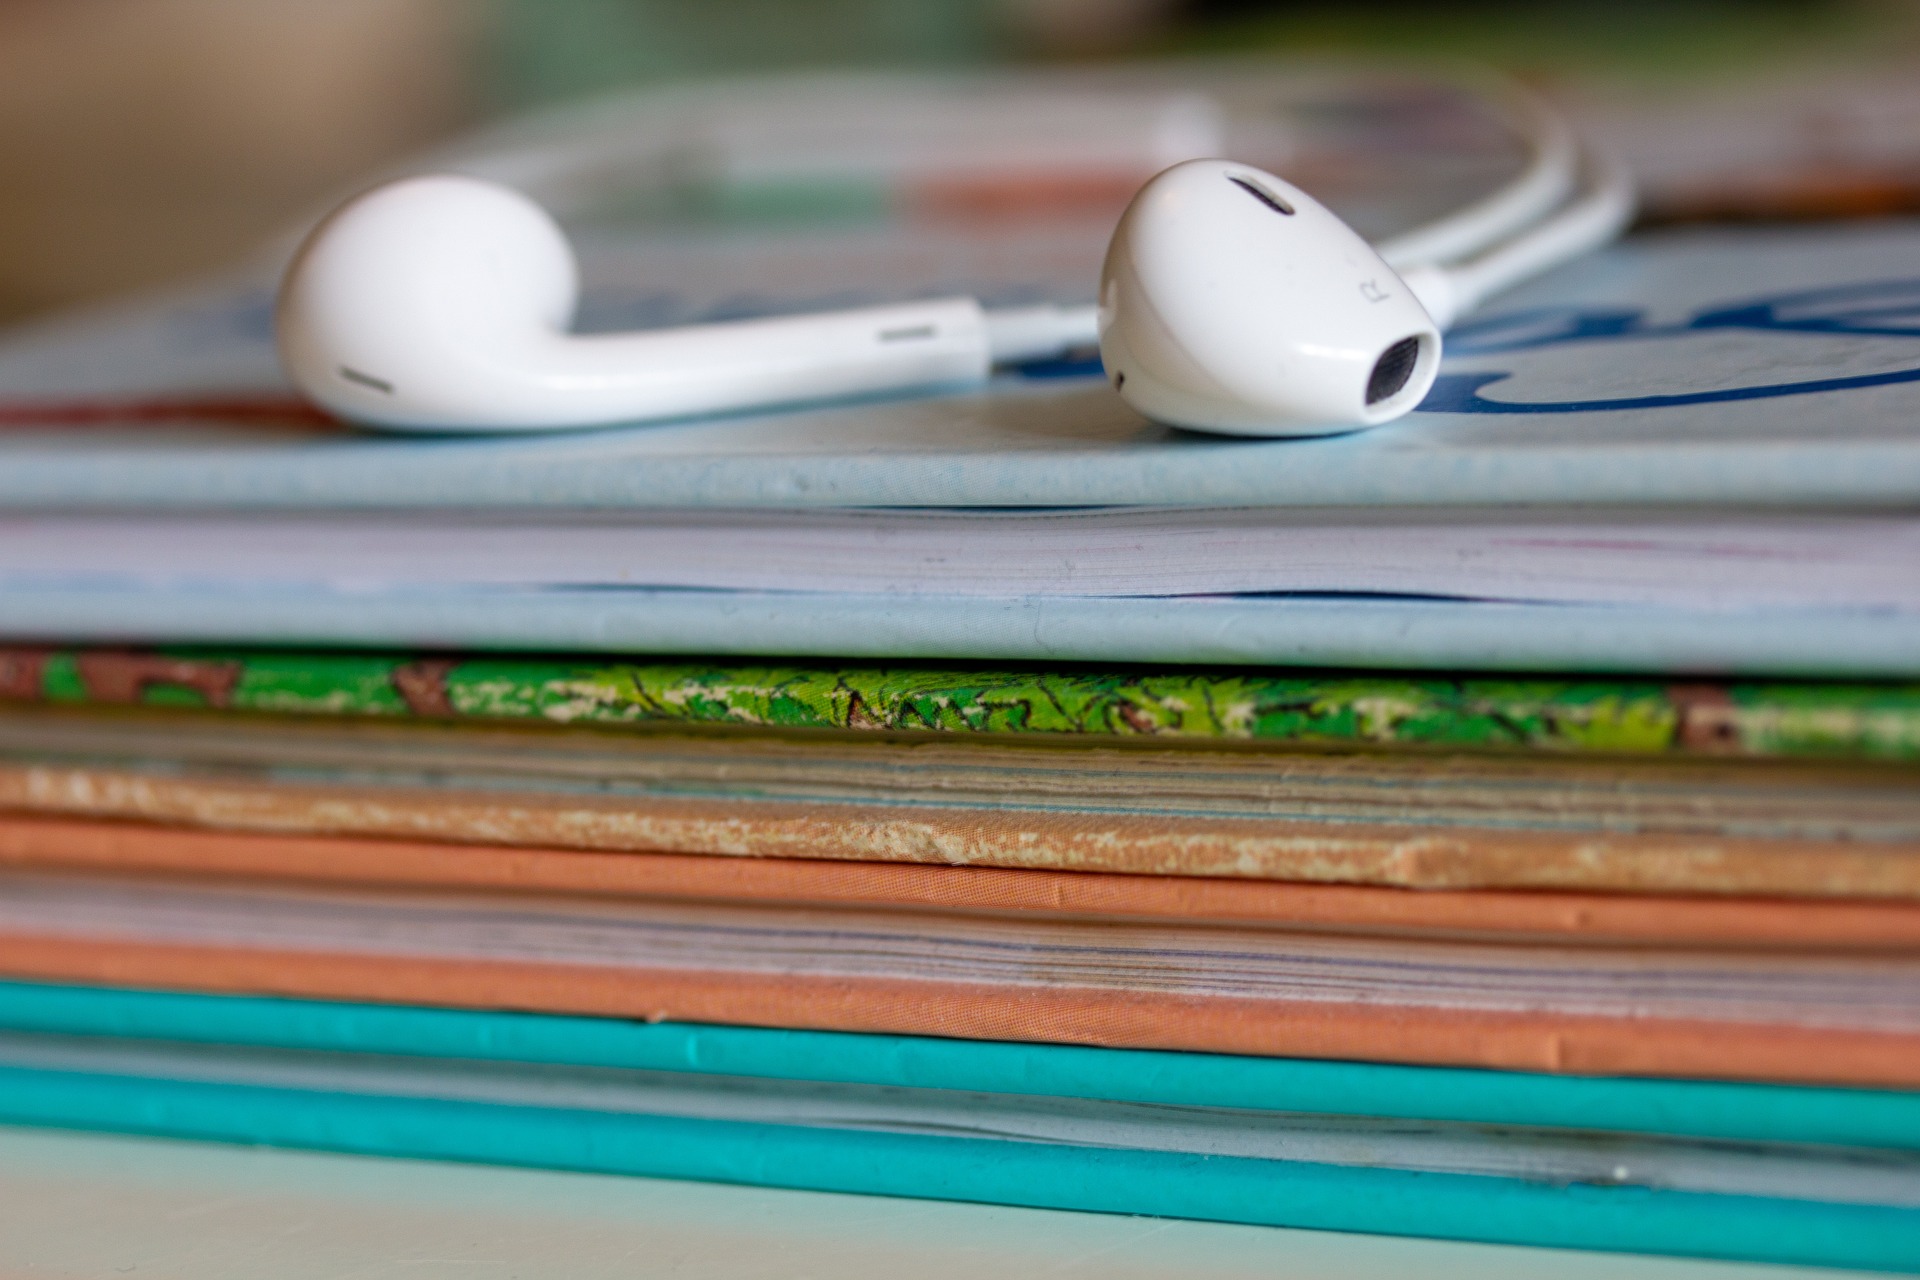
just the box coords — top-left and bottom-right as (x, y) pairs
(1366, 336), (1422, 406)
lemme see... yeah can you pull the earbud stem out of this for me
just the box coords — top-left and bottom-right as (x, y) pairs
(521, 298), (993, 429)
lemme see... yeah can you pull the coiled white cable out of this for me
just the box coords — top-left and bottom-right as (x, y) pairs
(982, 81), (1629, 354)
(430, 71), (1632, 358)
(982, 136), (1634, 356)
(1400, 147), (1638, 328)
(1374, 82), (1582, 271)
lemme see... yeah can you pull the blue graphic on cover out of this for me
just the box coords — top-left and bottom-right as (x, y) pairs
(1427, 279), (1920, 413)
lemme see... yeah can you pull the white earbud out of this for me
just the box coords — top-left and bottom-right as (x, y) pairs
(279, 140), (1629, 436)
(277, 175), (1089, 433)
(1097, 159), (1440, 437)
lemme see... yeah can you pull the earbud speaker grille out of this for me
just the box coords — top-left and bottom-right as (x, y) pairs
(1366, 336), (1422, 406)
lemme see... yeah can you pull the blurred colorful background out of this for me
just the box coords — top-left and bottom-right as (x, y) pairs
(2, 0), (1918, 327)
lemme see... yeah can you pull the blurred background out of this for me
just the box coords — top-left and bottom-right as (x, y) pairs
(2, 0), (1918, 329)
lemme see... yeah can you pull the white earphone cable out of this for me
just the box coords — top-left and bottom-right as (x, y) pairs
(984, 304), (1101, 362)
(1441, 148), (1637, 309)
(982, 85), (1627, 355)
(1373, 83), (1581, 271)
(413, 72), (1630, 370)
(1400, 148), (1636, 328)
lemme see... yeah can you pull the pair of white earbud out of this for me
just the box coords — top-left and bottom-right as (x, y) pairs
(279, 145), (1630, 438)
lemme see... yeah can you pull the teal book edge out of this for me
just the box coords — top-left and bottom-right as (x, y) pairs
(0, 981), (1917, 1271)
(6, 1067), (1914, 1273)
(2, 980), (1915, 1148)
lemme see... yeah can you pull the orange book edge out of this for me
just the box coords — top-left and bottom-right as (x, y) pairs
(5, 812), (1920, 948)
(2, 933), (1916, 1090)
(10, 817), (1920, 1088)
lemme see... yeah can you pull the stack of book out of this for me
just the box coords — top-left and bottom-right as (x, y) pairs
(0, 653), (1916, 1271)
(1, 71), (1917, 1274)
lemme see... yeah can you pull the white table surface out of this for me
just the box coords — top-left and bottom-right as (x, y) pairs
(0, 1125), (1857, 1280)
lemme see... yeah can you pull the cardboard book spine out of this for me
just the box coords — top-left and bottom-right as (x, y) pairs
(7, 814), (1920, 945)
(6, 770), (1920, 898)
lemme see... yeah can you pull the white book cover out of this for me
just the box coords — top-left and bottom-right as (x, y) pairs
(1, 508), (1915, 612)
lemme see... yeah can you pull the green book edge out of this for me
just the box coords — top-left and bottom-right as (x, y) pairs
(3, 644), (1918, 762)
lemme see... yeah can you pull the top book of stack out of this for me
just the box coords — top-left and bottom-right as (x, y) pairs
(0, 215), (1917, 513)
